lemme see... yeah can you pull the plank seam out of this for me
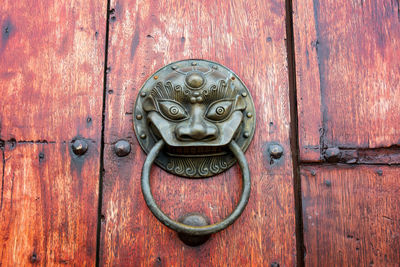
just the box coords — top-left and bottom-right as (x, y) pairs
(285, 0), (305, 265)
(95, 0), (112, 265)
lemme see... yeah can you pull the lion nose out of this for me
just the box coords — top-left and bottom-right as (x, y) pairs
(176, 123), (218, 141)
(175, 104), (218, 141)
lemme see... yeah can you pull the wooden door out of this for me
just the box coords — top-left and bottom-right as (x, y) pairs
(293, 0), (400, 265)
(1, 0), (399, 266)
(99, 0), (297, 266)
(0, 1), (107, 265)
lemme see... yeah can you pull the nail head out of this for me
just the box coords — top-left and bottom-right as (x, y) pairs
(114, 140), (131, 157)
(72, 139), (88, 156)
(269, 144), (283, 159)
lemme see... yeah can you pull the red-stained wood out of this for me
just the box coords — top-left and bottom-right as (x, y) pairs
(0, 1), (107, 265)
(293, 0), (400, 162)
(301, 165), (400, 266)
(100, 0), (297, 266)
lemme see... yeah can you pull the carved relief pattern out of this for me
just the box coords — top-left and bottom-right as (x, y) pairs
(134, 60), (255, 178)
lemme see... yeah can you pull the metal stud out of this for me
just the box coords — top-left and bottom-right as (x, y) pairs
(114, 140), (131, 157)
(72, 139), (88, 156)
(269, 144), (283, 159)
(324, 147), (341, 163)
(136, 114), (143, 120)
(243, 131), (250, 138)
(246, 112), (253, 118)
(140, 133), (147, 139)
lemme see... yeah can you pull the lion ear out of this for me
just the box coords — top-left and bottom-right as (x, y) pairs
(142, 95), (157, 112)
(234, 95), (247, 111)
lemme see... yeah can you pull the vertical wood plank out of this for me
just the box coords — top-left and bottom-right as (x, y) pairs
(292, 0), (323, 162)
(0, 0), (106, 141)
(293, 0), (400, 161)
(0, 143), (100, 265)
(0, 0), (107, 265)
(301, 165), (400, 266)
(100, 0), (297, 266)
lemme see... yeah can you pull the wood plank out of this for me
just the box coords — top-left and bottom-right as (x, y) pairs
(301, 165), (400, 266)
(0, 1), (107, 265)
(293, 0), (400, 161)
(292, 0), (323, 162)
(0, 143), (100, 265)
(0, 0), (106, 141)
(100, 0), (297, 266)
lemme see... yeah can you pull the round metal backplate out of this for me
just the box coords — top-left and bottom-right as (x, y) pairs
(134, 59), (255, 178)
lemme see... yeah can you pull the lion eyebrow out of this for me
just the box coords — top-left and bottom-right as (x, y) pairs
(151, 81), (184, 100)
(203, 79), (237, 105)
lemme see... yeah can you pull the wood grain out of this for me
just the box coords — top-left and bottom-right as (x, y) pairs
(301, 165), (400, 266)
(0, 0), (107, 265)
(293, 0), (400, 161)
(100, 0), (297, 266)
(0, 0), (106, 141)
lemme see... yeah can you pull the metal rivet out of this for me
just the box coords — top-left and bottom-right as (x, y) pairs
(212, 65), (218, 69)
(193, 92), (200, 97)
(190, 97), (196, 103)
(246, 112), (253, 118)
(269, 144), (283, 159)
(136, 114), (143, 120)
(154, 76), (158, 80)
(243, 131), (250, 138)
(191, 62), (197, 66)
(196, 96), (203, 103)
(114, 140), (131, 157)
(140, 92), (146, 97)
(72, 139), (88, 156)
(231, 76), (235, 80)
(324, 147), (341, 163)
(241, 92), (247, 97)
(140, 133), (147, 139)
(171, 66), (177, 70)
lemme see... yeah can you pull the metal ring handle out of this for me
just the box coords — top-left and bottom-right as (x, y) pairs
(141, 140), (251, 236)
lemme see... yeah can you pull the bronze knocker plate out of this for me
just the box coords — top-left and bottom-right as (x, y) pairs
(133, 59), (255, 178)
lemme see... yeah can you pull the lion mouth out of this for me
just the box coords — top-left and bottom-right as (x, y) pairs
(165, 144), (228, 157)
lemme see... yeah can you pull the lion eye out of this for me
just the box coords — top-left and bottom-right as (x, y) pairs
(205, 100), (233, 121)
(158, 100), (188, 120)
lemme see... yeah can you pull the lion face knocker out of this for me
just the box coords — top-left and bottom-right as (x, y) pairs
(134, 60), (255, 178)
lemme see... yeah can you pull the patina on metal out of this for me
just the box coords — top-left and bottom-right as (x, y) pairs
(134, 59), (255, 244)
(141, 139), (251, 236)
(134, 59), (255, 178)
(177, 213), (211, 246)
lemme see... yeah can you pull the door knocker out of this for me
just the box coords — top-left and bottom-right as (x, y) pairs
(134, 59), (255, 245)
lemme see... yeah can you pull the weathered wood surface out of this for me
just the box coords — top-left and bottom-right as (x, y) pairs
(301, 165), (400, 266)
(0, 0), (107, 265)
(293, 0), (400, 161)
(100, 0), (297, 266)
